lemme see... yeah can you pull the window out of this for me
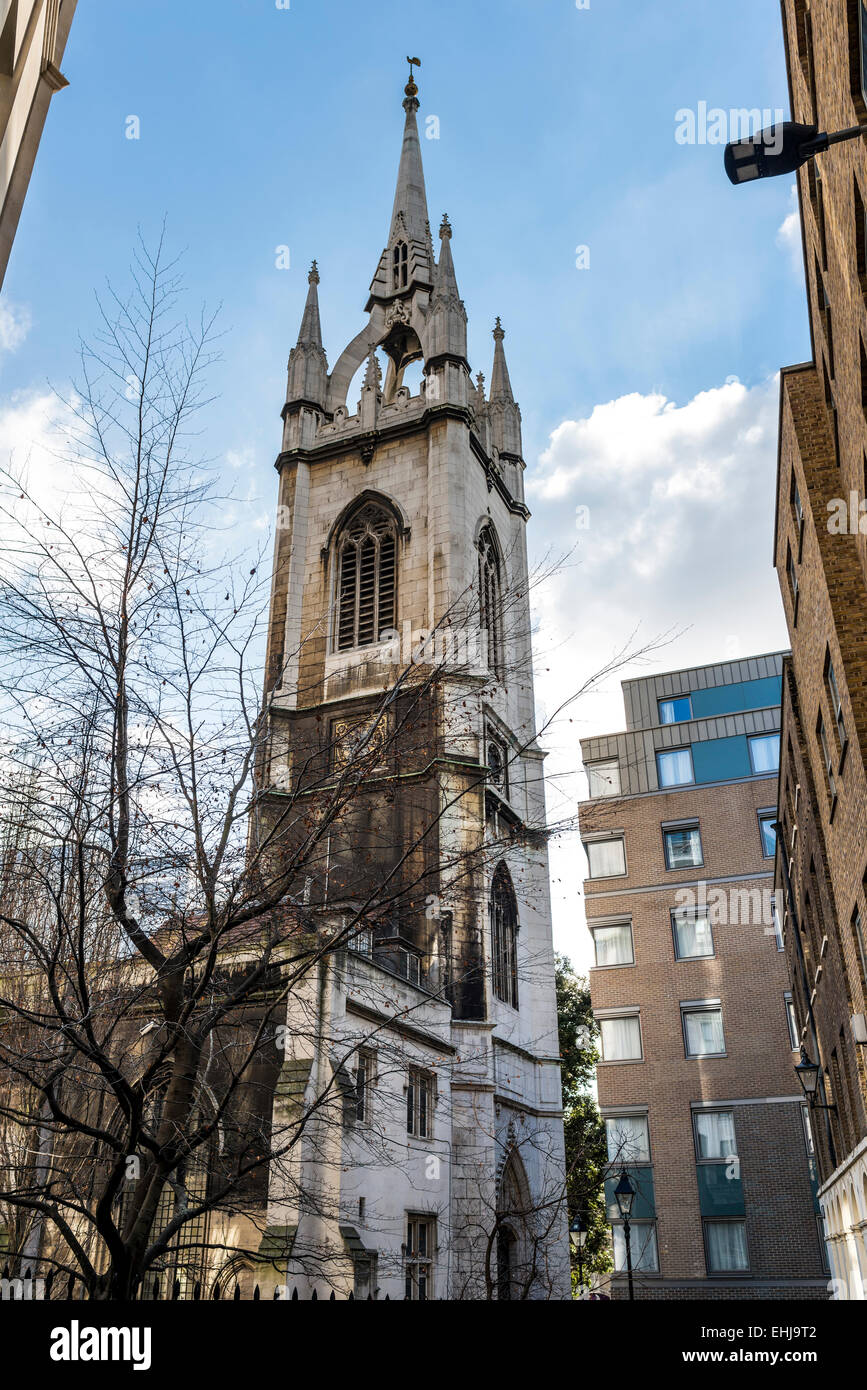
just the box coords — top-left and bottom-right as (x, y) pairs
(490, 863), (519, 1007)
(816, 162), (828, 271)
(748, 734), (780, 775)
(672, 909), (714, 960)
(663, 824), (703, 870)
(354, 1050), (375, 1123)
(586, 759), (621, 798)
(817, 713), (837, 810)
(404, 1216), (434, 1299)
(392, 241), (408, 290)
(860, 0), (867, 109)
(659, 695), (692, 725)
(406, 1069), (433, 1139)
(825, 654), (848, 758)
(694, 1110), (737, 1160)
(853, 907), (867, 986)
(486, 729), (509, 795)
(613, 1222), (658, 1273)
(704, 1220), (749, 1273)
(656, 748), (694, 787)
(592, 921), (634, 968)
(758, 812), (777, 859)
(682, 1004), (725, 1057)
(816, 261), (834, 377)
(855, 176), (867, 291)
(791, 472), (804, 557)
(478, 526), (504, 678)
(585, 837), (626, 879)
(605, 1114), (650, 1163)
(335, 503), (397, 651)
(599, 1014), (642, 1062)
(786, 542), (799, 613)
(785, 994), (800, 1051)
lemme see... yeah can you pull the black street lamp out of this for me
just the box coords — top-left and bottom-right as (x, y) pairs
(795, 1044), (838, 1112)
(725, 120), (867, 185)
(613, 1168), (636, 1302)
(569, 1213), (588, 1291)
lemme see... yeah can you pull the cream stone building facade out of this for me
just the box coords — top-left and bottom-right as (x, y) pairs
(0, 0), (76, 288)
(254, 69), (570, 1300)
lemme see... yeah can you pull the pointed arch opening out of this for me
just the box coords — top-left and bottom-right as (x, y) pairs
(496, 1149), (532, 1300)
(333, 501), (398, 653)
(477, 524), (504, 679)
(490, 862), (519, 1008)
(392, 241), (409, 291)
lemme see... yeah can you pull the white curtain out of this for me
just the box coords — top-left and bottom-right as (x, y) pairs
(588, 839), (625, 878)
(614, 1223), (658, 1272)
(685, 1008), (724, 1055)
(588, 761), (621, 798)
(750, 735), (780, 773)
(706, 1221), (748, 1271)
(594, 923), (633, 966)
(695, 1110), (736, 1159)
(673, 912), (713, 959)
(658, 748), (693, 786)
(601, 1016), (641, 1061)
(606, 1115), (649, 1163)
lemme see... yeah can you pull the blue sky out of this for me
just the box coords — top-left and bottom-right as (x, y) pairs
(0, 0), (809, 963)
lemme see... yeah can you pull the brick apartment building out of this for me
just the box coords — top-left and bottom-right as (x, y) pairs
(770, 0), (867, 1299)
(579, 655), (828, 1299)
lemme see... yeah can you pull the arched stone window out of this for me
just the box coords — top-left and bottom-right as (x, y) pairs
(392, 241), (408, 290)
(478, 525), (504, 678)
(335, 503), (397, 652)
(490, 863), (519, 1008)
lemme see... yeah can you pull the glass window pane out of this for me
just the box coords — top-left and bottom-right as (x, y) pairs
(659, 697), (692, 725)
(593, 923), (634, 967)
(664, 827), (703, 869)
(695, 1110), (737, 1159)
(605, 1115), (650, 1163)
(705, 1221), (748, 1272)
(587, 760), (621, 798)
(759, 815), (776, 858)
(673, 912), (713, 959)
(749, 734), (780, 774)
(613, 1223), (658, 1272)
(600, 1016), (641, 1061)
(786, 997), (799, 1050)
(657, 748), (694, 787)
(684, 1008), (725, 1056)
(587, 838), (626, 878)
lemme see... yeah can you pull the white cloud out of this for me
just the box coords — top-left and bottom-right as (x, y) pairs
(0, 299), (32, 356)
(776, 183), (802, 275)
(527, 376), (789, 969)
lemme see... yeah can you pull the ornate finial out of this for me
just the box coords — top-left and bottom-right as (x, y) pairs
(439, 213), (452, 240)
(493, 316), (505, 340)
(405, 55), (421, 97)
(476, 371), (486, 401)
(308, 260), (320, 285)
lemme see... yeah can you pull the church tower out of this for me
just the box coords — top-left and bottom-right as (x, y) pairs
(260, 65), (569, 1300)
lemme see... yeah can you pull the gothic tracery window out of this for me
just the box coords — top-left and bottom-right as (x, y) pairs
(392, 241), (408, 290)
(490, 863), (519, 1008)
(335, 503), (397, 652)
(478, 526), (504, 678)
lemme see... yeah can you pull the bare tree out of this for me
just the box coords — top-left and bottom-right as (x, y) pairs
(0, 238), (667, 1302)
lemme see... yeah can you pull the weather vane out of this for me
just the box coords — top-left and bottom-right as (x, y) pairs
(406, 55), (421, 96)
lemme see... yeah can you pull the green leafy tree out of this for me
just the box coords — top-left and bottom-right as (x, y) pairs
(555, 953), (611, 1291)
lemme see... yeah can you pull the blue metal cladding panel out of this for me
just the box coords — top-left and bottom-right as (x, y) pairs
(692, 735), (751, 783)
(696, 1164), (745, 1217)
(605, 1167), (656, 1221)
(690, 677), (782, 719)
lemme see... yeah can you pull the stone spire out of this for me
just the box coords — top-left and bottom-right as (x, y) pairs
(367, 65), (434, 306)
(286, 261), (328, 410)
(425, 213), (467, 366)
(488, 318), (523, 457)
